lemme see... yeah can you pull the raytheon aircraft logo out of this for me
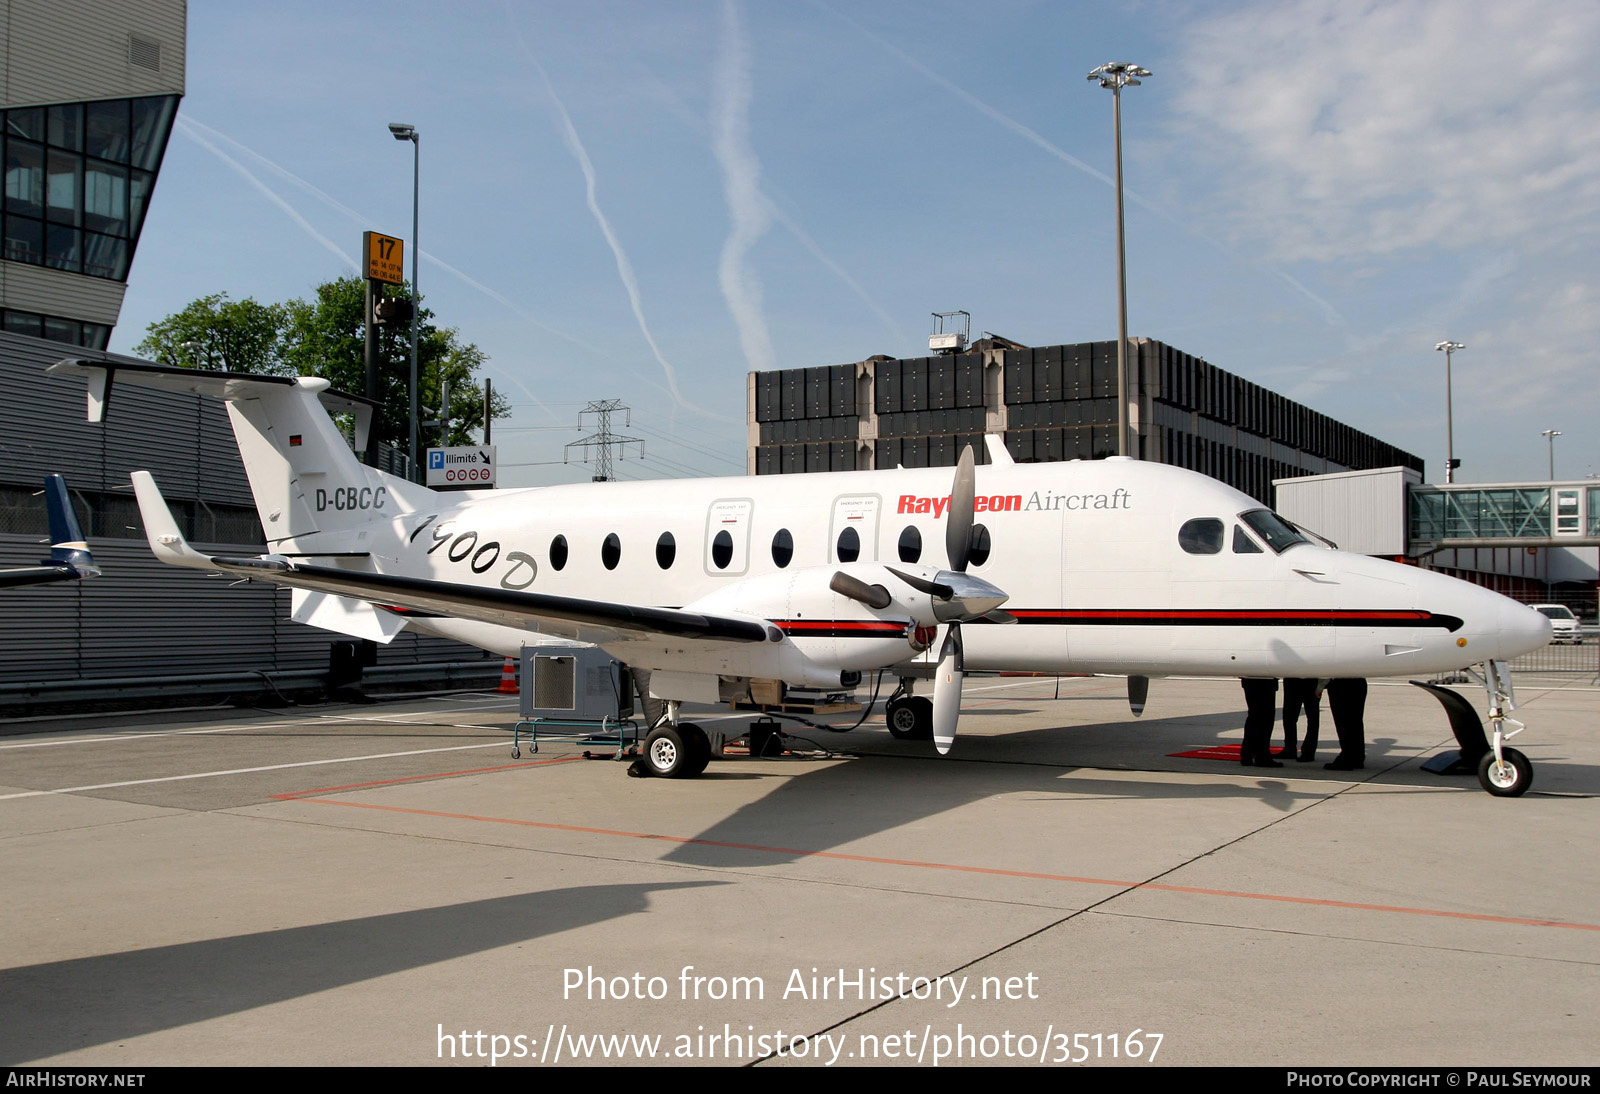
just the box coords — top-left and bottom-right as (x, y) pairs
(898, 488), (1131, 516)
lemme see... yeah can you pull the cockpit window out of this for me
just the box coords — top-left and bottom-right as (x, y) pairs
(1232, 525), (1264, 554)
(1178, 517), (1224, 554)
(1240, 509), (1309, 554)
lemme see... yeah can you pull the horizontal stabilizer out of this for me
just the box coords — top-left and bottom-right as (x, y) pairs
(291, 589), (406, 644)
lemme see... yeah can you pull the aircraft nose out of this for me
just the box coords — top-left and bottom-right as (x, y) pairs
(1495, 597), (1552, 659)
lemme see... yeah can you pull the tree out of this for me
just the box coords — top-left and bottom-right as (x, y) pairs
(134, 293), (289, 376)
(136, 277), (508, 451)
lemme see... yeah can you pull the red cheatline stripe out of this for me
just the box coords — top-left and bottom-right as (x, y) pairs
(269, 755), (581, 799)
(281, 796), (1600, 933)
(1011, 609), (1433, 621)
(774, 620), (907, 633)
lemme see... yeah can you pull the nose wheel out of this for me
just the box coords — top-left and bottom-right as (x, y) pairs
(1478, 746), (1532, 797)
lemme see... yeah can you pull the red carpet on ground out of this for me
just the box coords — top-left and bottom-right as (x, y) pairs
(1171, 743), (1244, 761)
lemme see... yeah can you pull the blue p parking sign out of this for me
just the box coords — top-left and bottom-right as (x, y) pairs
(428, 450), (445, 470)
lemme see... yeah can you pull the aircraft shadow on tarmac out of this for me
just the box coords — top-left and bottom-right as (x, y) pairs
(0, 880), (717, 1063)
(660, 711), (1479, 870)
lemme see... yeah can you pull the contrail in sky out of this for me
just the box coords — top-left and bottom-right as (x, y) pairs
(179, 114), (612, 382)
(712, 0), (778, 373)
(812, 0), (1352, 333)
(175, 117), (356, 272)
(526, 61), (698, 413)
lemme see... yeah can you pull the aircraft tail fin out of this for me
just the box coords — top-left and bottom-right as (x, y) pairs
(42, 473), (99, 578)
(49, 359), (438, 552)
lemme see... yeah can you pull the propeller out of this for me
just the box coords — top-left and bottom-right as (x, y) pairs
(930, 446), (981, 755)
(1127, 674), (1149, 717)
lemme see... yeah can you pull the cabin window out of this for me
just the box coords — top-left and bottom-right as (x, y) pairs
(711, 530), (734, 570)
(1178, 517), (1224, 554)
(1240, 509), (1309, 554)
(968, 523), (992, 567)
(1232, 525), (1264, 554)
(771, 527), (793, 568)
(601, 532), (621, 570)
(549, 534), (568, 571)
(837, 526), (860, 563)
(898, 525), (922, 563)
(656, 532), (676, 569)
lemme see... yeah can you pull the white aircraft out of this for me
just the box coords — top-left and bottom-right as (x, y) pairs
(50, 359), (1550, 795)
(0, 474), (100, 589)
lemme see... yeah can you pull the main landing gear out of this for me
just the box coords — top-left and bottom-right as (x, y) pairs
(639, 701), (712, 778)
(885, 690), (933, 740)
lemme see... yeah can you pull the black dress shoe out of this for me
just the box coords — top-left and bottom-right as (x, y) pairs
(1324, 758), (1364, 771)
(1296, 752), (1316, 762)
(1252, 758), (1284, 768)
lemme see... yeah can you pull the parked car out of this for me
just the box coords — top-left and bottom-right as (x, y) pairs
(1530, 603), (1582, 644)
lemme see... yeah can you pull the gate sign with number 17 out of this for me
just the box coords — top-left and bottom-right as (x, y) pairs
(364, 231), (404, 285)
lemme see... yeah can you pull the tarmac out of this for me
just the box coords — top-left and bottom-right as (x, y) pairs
(1, 672), (1596, 1068)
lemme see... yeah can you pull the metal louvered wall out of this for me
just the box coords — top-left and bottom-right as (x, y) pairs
(0, 332), (489, 693)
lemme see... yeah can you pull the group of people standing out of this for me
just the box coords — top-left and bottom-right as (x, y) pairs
(1239, 677), (1366, 771)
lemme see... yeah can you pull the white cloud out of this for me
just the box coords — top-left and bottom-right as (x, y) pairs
(1171, 0), (1600, 264)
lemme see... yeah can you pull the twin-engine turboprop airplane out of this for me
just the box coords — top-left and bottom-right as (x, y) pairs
(49, 359), (1550, 794)
(0, 474), (100, 589)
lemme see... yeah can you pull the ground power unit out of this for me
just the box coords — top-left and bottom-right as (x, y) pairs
(518, 646), (633, 722)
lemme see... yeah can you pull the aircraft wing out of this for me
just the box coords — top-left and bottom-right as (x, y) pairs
(131, 471), (768, 646)
(0, 474), (100, 589)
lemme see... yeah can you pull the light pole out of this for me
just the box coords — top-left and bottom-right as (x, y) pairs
(1089, 62), (1150, 460)
(1434, 340), (1464, 484)
(1542, 429), (1562, 481)
(389, 122), (420, 482)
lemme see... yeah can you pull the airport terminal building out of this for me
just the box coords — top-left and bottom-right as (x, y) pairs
(747, 336), (1423, 506)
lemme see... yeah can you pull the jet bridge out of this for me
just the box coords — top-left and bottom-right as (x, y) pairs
(1409, 482), (1600, 551)
(1274, 467), (1600, 554)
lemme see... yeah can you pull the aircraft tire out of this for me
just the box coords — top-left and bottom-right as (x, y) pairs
(644, 725), (692, 778)
(886, 697), (920, 740)
(887, 696), (935, 741)
(679, 722), (712, 777)
(1477, 747), (1533, 797)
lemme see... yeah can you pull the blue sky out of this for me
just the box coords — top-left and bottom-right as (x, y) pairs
(114, 0), (1600, 486)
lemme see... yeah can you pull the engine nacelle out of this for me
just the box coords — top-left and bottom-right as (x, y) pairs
(683, 564), (930, 684)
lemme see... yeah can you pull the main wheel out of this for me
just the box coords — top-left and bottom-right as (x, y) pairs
(887, 696), (934, 740)
(1477, 746), (1533, 797)
(644, 725), (690, 778)
(886, 697), (920, 740)
(678, 722), (712, 777)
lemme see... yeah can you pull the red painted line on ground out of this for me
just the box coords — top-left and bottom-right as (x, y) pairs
(282, 796), (1600, 933)
(270, 755), (581, 799)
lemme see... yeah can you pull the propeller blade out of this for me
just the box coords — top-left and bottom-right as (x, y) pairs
(1128, 674), (1149, 717)
(931, 624), (964, 754)
(946, 445), (976, 573)
(829, 570), (892, 609)
(884, 565), (953, 600)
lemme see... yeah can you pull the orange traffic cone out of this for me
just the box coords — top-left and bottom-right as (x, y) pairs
(497, 657), (519, 694)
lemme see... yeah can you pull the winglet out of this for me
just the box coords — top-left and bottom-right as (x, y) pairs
(130, 471), (213, 570)
(42, 474), (99, 578)
(984, 434), (1013, 466)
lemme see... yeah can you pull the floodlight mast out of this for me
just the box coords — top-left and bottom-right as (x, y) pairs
(1435, 340), (1465, 484)
(1542, 429), (1562, 481)
(390, 123), (421, 481)
(1088, 62), (1150, 459)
